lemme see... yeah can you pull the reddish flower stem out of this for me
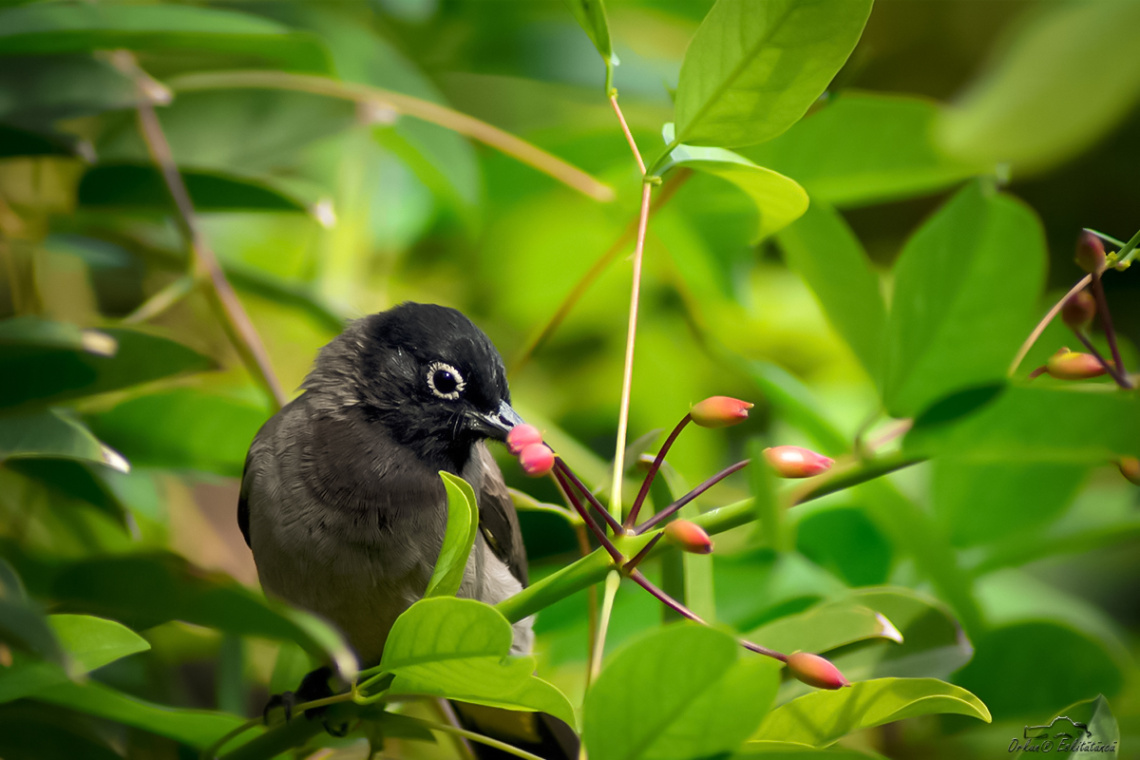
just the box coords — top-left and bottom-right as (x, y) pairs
(1072, 328), (1132, 389)
(551, 467), (623, 563)
(625, 414), (691, 529)
(1088, 271), (1130, 387)
(621, 532), (663, 574)
(629, 570), (787, 662)
(635, 459), (751, 535)
(554, 459), (626, 535)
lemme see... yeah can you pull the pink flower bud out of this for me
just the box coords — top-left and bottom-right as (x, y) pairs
(690, 396), (753, 428)
(507, 423), (544, 455)
(1076, 231), (1107, 275)
(517, 443), (555, 477)
(1061, 290), (1096, 331)
(663, 519), (713, 554)
(786, 652), (850, 690)
(762, 446), (834, 478)
(1119, 456), (1140, 486)
(1046, 348), (1106, 380)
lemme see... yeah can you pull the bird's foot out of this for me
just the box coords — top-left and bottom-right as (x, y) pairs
(262, 666), (350, 736)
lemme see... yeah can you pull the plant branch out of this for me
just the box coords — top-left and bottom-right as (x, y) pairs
(625, 414), (691, 528)
(508, 171), (690, 376)
(167, 70), (612, 204)
(122, 56), (287, 410)
(497, 453), (923, 624)
(635, 459), (751, 534)
(406, 715), (548, 760)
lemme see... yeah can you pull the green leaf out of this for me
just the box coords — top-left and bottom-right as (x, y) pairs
(0, 55), (138, 125)
(936, 2), (1140, 174)
(795, 507), (892, 587)
(0, 4), (331, 73)
(379, 597), (576, 727)
(10, 550), (356, 680)
(0, 613), (149, 704)
(0, 410), (128, 472)
(5, 459), (129, 526)
(1013, 695), (1118, 759)
(673, 0), (873, 148)
(747, 600), (902, 656)
(813, 588), (972, 688)
(883, 182), (1046, 417)
(956, 621), (1125, 720)
(0, 122), (90, 159)
(660, 124), (808, 241)
(77, 163), (313, 215)
(425, 473), (480, 598)
(932, 460), (1089, 546)
(33, 680), (250, 749)
(583, 623), (781, 760)
(776, 201), (886, 380)
(745, 92), (983, 207)
(905, 386), (1140, 463)
(0, 319), (212, 412)
(85, 390), (270, 478)
(0, 702), (124, 760)
(752, 678), (990, 747)
(733, 742), (887, 758)
(0, 558), (64, 667)
(564, 0), (617, 89)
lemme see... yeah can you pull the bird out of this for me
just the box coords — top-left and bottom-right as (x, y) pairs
(238, 302), (573, 757)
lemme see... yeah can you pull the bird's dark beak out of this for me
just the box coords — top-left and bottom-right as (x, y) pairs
(466, 400), (524, 441)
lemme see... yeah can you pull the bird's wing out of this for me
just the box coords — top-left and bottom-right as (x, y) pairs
(474, 443), (529, 587)
(237, 450), (253, 548)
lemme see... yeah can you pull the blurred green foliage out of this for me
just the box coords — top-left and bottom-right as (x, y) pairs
(0, 0), (1137, 758)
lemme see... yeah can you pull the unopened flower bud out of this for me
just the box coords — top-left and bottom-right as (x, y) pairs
(1119, 456), (1140, 486)
(518, 443), (555, 477)
(1076, 231), (1107, 275)
(690, 396), (753, 428)
(507, 424), (544, 455)
(663, 519), (713, 554)
(1046, 348), (1106, 380)
(786, 652), (850, 690)
(763, 446), (834, 478)
(1061, 290), (1096, 331)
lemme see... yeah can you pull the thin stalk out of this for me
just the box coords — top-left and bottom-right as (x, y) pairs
(609, 93), (646, 175)
(610, 181), (653, 521)
(1009, 275), (1091, 377)
(635, 459), (751, 534)
(409, 716), (547, 760)
(124, 57), (286, 410)
(630, 570), (786, 662)
(575, 523), (600, 673)
(169, 70), (612, 204)
(1088, 269), (1128, 383)
(552, 466), (623, 563)
(554, 459), (625, 535)
(588, 571), (621, 684)
(508, 171), (690, 376)
(625, 414), (691, 528)
(1072, 328), (1132, 389)
(122, 274), (196, 325)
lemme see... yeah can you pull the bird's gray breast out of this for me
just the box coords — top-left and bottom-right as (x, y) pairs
(244, 398), (528, 666)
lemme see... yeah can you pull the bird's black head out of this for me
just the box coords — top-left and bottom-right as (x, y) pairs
(306, 302), (521, 470)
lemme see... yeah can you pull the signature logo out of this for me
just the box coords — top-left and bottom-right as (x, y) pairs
(1008, 714), (1117, 754)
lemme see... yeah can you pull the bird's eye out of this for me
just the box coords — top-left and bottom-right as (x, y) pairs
(425, 361), (465, 400)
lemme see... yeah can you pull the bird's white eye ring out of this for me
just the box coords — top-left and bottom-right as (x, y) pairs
(426, 361), (465, 400)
